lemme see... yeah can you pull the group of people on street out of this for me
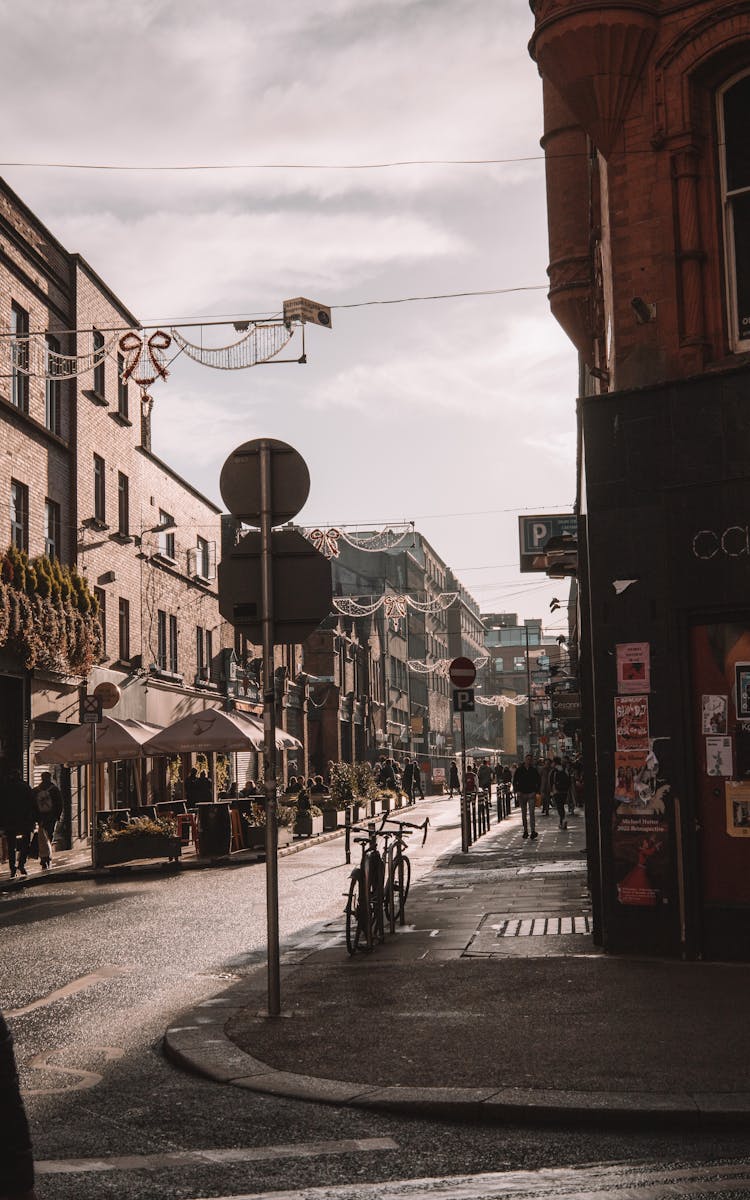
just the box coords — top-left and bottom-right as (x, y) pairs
(373, 756), (425, 801)
(444, 753), (583, 843)
(0, 770), (63, 879)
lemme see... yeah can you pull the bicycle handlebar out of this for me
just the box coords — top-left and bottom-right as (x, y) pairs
(382, 816), (430, 845)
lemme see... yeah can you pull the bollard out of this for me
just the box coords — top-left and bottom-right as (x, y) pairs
(345, 804), (351, 865)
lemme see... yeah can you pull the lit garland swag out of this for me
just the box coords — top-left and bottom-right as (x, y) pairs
(0, 546), (103, 675)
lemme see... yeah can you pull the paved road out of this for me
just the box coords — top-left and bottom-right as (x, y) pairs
(4, 795), (750, 1199)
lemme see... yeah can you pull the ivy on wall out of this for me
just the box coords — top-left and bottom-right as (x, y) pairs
(0, 546), (103, 676)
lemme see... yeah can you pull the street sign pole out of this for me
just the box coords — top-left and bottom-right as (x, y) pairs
(259, 440), (281, 1018)
(460, 709), (468, 854)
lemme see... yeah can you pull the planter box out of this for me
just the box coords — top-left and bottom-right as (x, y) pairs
(96, 835), (181, 867)
(295, 814), (324, 838)
(243, 825), (266, 850)
(371, 799), (382, 817)
(380, 793), (392, 812)
(321, 808), (339, 832)
(243, 826), (294, 850)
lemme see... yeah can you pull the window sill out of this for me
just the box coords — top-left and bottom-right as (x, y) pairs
(109, 411), (132, 427)
(83, 518), (110, 532)
(151, 552), (177, 567)
(150, 667), (183, 684)
(83, 389), (108, 407)
(194, 677), (219, 690)
(109, 532), (134, 545)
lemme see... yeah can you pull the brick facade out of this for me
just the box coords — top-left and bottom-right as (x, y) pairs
(529, 1), (750, 959)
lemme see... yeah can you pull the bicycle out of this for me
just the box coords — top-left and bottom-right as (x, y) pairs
(381, 817), (429, 934)
(344, 822), (386, 955)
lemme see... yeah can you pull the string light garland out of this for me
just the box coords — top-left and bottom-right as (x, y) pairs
(408, 655), (488, 676)
(305, 523), (414, 560)
(476, 695), (528, 708)
(169, 323), (293, 369)
(332, 592), (458, 618)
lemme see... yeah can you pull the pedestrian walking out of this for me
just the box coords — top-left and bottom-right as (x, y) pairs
(32, 771), (63, 870)
(0, 770), (35, 878)
(512, 754), (541, 840)
(448, 761), (460, 796)
(379, 757), (396, 790)
(402, 758), (424, 801)
(0, 1010), (37, 1199)
(465, 764), (478, 797)
(477, 759), (493, 798)
(550, 756), (572, 829)
(539, 757), (553, 817)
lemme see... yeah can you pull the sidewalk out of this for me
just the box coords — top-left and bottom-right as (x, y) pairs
(165, 798), (750, 1126)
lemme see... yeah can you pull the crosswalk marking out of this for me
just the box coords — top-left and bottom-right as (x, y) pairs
(492, 914), (591, 937)
(36, 1137), (398, 1175)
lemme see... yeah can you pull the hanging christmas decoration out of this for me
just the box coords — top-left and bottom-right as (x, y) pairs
(408, 655), (488, 674)
(383, 595), (408, 619)
(332, 592), (458, 618)
(119, 330), (171, 389)
(169, 323), (292, 369)
(475, 695), (528, 708)
(307, 527), (342, 559)
(2, 330), (118, 380)
(303, 523), (414, 560)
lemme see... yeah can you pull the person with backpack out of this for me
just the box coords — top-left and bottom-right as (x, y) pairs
(550, 756), (572, 830)
(32, 772), (63, 870)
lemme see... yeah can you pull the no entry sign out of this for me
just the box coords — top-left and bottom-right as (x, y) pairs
(449, 656), (476, 689)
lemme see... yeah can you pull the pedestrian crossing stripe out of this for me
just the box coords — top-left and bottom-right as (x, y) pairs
(495, 915), (591, 937)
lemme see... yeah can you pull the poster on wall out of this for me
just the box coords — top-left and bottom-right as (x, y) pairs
(701, 694), (728, 735)
(614, 695), (650, 751)
(614, 750), (648, 803)
(706, 736), (733, 777)
(725, 780), (750, 837)
(616, 643), (651, 694)
(735, 663), (750, 721)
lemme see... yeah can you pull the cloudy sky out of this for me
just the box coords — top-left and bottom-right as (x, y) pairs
(1, 0), (577, 628)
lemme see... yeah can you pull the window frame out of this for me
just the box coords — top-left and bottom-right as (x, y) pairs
(117, 353), (129, 419)
(10, 479), (29, 551)
(10, 303), (29, 412)
(158, 510), (175, 560)
(157, 609), (167, 671)
(92, 329), (105, 398)
(45, 334), (62, 434)
(94, 587), (106, 655)
(117, 471), (129, 537)
(44, 497), (61, 559)
(118, 597), (130, 662)
(93, 454), (106, 523)
(718, 70), (750, 351)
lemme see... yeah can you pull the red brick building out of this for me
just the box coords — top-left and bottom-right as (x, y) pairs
(0, 178), (235, 842)
(530, 1), (750, 958)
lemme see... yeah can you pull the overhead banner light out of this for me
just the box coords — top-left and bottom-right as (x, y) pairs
(283, 297), (332, 329)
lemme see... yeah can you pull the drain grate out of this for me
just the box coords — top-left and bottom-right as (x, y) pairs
(492, 915), (591, 937)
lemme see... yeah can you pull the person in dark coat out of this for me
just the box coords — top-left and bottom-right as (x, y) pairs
(513, 754), (541, 840)
(32, 771), (63, 869)
(0, 1010), (37, 1198)
(185, 767), (200, 807)
(0, 771), (35, 878)
(379, 758), (396, 789)
(448, 761), (460, 796)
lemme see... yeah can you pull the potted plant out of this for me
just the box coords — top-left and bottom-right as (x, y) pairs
(96, 815), (181, 867)
(242, 799), (296, 849)
(294, 802), (324, 838)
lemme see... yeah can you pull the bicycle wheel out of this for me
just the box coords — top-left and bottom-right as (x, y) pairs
(369, 851), (385, 944)
(345, 874), (366, 955)
(389, 853), (411, 924)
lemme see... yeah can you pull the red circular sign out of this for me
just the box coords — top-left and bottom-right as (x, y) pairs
(449, 656), (476, 688)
